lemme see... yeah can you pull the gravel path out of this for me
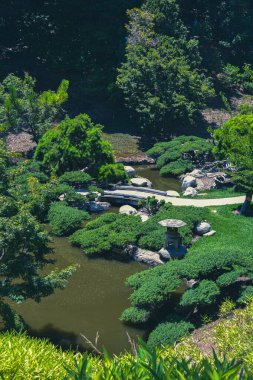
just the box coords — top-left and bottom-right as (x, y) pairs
(104, 189), (245, 207)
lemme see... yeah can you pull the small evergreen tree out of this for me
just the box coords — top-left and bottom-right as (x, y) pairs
(0, 73), (69, 142)
(213, 114), (253, 215)
(34, 113), (115, 176)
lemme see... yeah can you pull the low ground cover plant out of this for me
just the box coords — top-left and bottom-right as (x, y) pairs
(0, 330), (250, 379)
(69, 204), (206, 256)
(48, 202), (90, 236)
(59, 171), (92, 188)
(147, 136), (213, 176)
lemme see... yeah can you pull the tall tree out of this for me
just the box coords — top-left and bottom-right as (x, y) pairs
(0, 73), (69, 142)
(0, 140), (75, 330)
(213, 114), (253, 215)
(34, 113), (115, 176)
(117, 6), (214, 135)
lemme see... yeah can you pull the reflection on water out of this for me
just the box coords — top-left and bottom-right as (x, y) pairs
(133, 165), (181, 192)
(13, 236), (147, 354)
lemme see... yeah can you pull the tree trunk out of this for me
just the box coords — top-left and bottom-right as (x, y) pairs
(240, 192), (252, 216)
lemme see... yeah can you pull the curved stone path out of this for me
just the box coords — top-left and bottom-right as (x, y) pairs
(103, 188), (245, 207)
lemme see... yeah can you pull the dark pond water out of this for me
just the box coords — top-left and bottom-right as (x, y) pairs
(133, 165), (181, 192)
(13, 235), (147, 354)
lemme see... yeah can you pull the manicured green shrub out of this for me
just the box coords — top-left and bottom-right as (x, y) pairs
(85, 212), (118, 230)
(180, 280), (220, 307)
(148, 321), (194, 349)
(120, 306), (151, 324)
(98, 163), (128, 184)
(123, 205), (253, 343)
(139, 204), (208, 247)
(70, 204), (206, 257)
(48, 202), (90, 236)
(59, 171), (92, 188)
(147, 136), (213, 177)
(216, 268), (248, 287)
(69, 214), (142, 256)
(138, 229), (164, 251)
(159, 159), (194, 176)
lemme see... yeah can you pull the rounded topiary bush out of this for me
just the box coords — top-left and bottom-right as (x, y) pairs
(147, 321), (194, 349)
(59, 171), (92, 188)
(120, 306), (151, 324)
(48, 202), (90, 236)
(98, 163), (128, 185)
(147, 136), (213, 177)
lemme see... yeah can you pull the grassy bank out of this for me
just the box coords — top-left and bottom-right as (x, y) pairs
(103, 133), (153, 163)
(2, 298), (253, 379)
(194, 187), (244, 199)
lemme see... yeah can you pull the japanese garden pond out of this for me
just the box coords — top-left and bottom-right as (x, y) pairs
(133, 165), (181, 192)
(13, 233), (148, 354)
(11, 167), (181, 354)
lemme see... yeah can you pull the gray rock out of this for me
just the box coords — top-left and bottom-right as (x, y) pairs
(196, 221), (211, 235)
(130, 177), (152, 188)
(183, 187), (198, 197)
(182, 175), (197, 191)
(166, 190), (180, 197)
(188, 169), (204, 178)
(159, 245), (187, 260)
(124, 166), (136, 178)
(203, 230), (216, 237)
(88, 201), (111, 213)
(119, 205), (137, 215)
(137, 212), (150, 222)
(59, 194), (65, 201)
(133, 247), (164, 266)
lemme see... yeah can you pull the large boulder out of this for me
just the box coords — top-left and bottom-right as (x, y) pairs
(166, 190), (180, 197)
(130, 177), (152, 188)
(124, 166), (136, 178)
(159, 245), (187, 260)
(188, 169), (204, 178)
(196, 221), (211, 235)
(87, 201), (111, 213)
(182, 175), (197, 191)
(133, 247), (164, 266)
(183, 187), (198, 197)
(119, 205), (137, 215)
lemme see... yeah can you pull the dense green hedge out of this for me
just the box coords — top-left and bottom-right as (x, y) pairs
(147, 136), (213, 176)
(69, 204), (206, 256)
(147, 321), (194, 349)
(70, 213), (141, 256)
(122, 205), (253, 343)
(48, 202), (90, 236)
(98, 163), (128, 184)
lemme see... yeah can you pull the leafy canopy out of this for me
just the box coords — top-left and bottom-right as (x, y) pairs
(147, 136), (213, 176)
(0, 140), (76, 330)
(48, 202), (90, 236)
(117, 6), (214, 135)
(0, 73), (69, 142)
(213, 114), (253, 195)
(34, 113), (115, 176)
